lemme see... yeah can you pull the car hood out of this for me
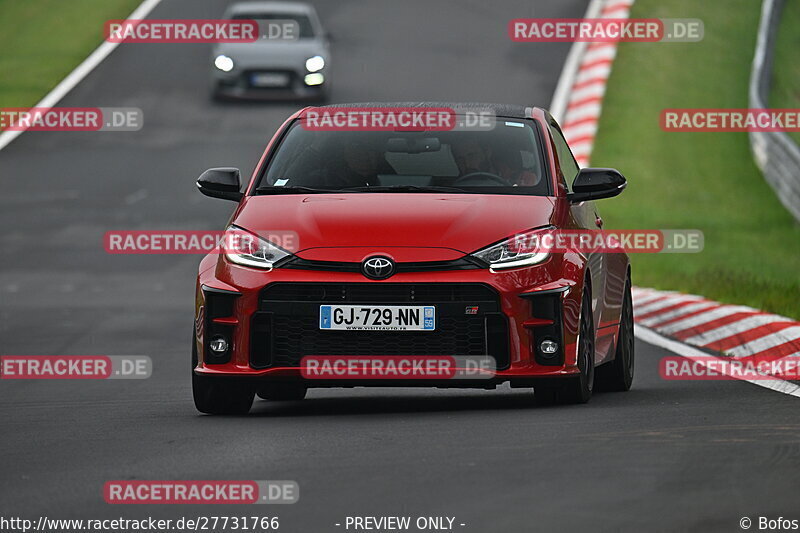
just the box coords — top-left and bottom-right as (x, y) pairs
(233, 194), (556, 260)
(213, 40), (326, 69)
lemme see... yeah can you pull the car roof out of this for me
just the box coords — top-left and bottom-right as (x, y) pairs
(316, 102), (540, 119)
(227, 1), (316, 16)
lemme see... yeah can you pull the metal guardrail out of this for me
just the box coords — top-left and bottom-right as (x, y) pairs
(749, 0), (800, 223)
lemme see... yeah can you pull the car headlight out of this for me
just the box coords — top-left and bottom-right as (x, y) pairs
(305, 55), (325, 72)
(224, 226), (291, 269)
(304, 73), (324, 86)
(214, 54), (234, 72)
(471, 227), (552, 270)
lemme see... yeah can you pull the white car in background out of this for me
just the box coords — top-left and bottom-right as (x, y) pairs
(211, 1), (331, 101)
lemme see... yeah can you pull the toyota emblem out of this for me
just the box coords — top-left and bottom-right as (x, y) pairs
(361, 256), (396, 280)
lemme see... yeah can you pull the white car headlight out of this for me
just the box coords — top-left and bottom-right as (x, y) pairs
(224, 226), (291, 269)
(304, 73), (324, 86)
(214, 54), (234, 72)
(471, 227), (552, 271)
(305, 55), (325, 72)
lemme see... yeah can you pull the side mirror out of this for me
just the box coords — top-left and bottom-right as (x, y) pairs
(197, 167), (243, 202)
(568, 168), (626, 203)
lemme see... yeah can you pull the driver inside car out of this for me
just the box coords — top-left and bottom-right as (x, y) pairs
(451, 137), (498, 177)
(340, 141), (379, 187)
(493, 146), (540, 187)
(451, 138), (538, 186)
(328, 139), (396, 188)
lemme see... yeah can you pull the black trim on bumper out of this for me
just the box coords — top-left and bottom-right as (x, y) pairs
(526, 292), (565, 366)
(201, 286), (240, 365)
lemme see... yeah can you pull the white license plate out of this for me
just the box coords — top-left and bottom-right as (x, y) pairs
(319, 305), (435, 331)
(250, 73), (290, 87)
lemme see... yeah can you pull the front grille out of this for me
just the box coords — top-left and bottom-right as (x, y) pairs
(251, 283), (509, 371)
(260, 283), (498, 304)
(270, 315), (487, 366)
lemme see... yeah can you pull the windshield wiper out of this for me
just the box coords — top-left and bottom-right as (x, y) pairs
(256, 186), (334, 195)
(339, 185), (468, 193)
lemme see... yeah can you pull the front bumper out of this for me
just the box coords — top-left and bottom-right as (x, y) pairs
(194, 256), (584, 385)
(212, 67), (327, 101)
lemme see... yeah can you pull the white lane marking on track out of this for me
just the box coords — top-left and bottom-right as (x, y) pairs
(549, 0), (606, 121)
(683, 314), (796, 347)
(566, 83), (607, 106)
(634, 294), (705, 316)
(603, 7), (633, 17)
(639, 301), (718, 327)
(581, 45), (618, 67)
(561, 122), (599, 141)
(575, 64), (613, 84)
(561, 102), (603, 125)
(0, 0), (164, 152)
(635, 325), (800, 398)
(631, 292), (679, 308)
(726, 326), (800, 358)
(657, 305), (758, 335)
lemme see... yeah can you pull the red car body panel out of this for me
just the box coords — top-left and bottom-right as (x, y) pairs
(233, 194), (556, 255)
(194, 106), (629, 386)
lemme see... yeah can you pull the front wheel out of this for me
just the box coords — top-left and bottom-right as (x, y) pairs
(595, 277), (635, 391)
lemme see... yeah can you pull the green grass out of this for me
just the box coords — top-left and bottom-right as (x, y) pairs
(590, 0), (800, 319)
(769, 0), (800, 145)
(0, 0), (143, 109)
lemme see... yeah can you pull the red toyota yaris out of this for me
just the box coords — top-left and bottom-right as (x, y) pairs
(192, 103), (634, 414)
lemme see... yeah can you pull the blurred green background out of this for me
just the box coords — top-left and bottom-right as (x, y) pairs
(0, 0), (142, 109)
(591, 0), (800, 318)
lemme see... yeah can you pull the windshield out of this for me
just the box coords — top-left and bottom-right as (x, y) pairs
(231, 13), (316, 39)
(257, 118), (550, 195)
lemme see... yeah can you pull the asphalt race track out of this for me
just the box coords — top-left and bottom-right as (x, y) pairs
(1, 1), (798, 531)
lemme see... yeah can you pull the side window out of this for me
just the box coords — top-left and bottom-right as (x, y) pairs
(548, 121), (581, 189)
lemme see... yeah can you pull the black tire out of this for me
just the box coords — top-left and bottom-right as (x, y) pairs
(257, 383), (307, 401)
(192, 334), (254, 415)
(560, 288), (595, 403)
(535, 287), (595, 405)
(595, 277), (635, 392)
